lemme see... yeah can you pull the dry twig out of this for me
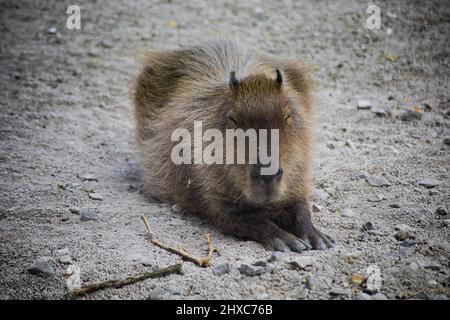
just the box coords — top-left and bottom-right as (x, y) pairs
(65, 263), (182, 299)
(404, 288), (426, 299)
(141, 214), (217, 267)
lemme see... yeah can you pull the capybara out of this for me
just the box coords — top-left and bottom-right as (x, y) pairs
(134, 40), (333, 251)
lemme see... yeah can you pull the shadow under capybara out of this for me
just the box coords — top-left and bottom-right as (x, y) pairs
(134, 40), (333, 251)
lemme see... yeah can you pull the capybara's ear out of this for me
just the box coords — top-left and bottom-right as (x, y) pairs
(229, 71), (239, 89)
(283, 60), (314, 95)
(275, 69), (283, 87)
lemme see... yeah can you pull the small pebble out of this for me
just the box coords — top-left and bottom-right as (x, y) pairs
(80, 208), (99, 221)
(344, 140), (355, 149)
(371, 108), (389, 117)
(342, 209), (356, 217)
(289, 257), (315, 270)
(88, 192), (103, 201)
(394, 224), (416, 241)
(329, 288), (352, 297)
(400, 239), (421, 247)
(430, 294), (448, 300)
(56, 248), (70, 256)
(444, 137), (450, 145)
(82, 174), (98, 181)
(356, 292), (373, 300)
(394, 230), (411, 241)
(421, 262), (441, 271)
(252, 261), (267, 267)
(312, 188), (329, 201)
(304, 276), (316, 290)
(399, 110), (423, 122)
(429, 241), (450, 252)
(47, 27), (57, 34)
(368, 230), (387, 236)
(27, 257), (55, 275)
(398, 247), (414, 256)
(65, 265), (81, 290)
(341, 252), (361, 262)
(59, 182), (81, 190)
(428, 189), (440, 196)
(372, 293), (388, 300)
(99, 41), (113, 49)
(165, 283), (181, 295)
(289, 289), (308, 300)
(212, 263), (231, 276)
(267, 252), (279, 263)
(58, 255), (73, 264)
(422, 98), (440, 110)
(415, 292), (429, 300)
(417, 178), (440, 188)
(352, 171), (368, 180)
(238, 264), (269, 277)
(382, 145), (399, 155)
(336, 183), (351, 192)
(366, 176), (391, 187)
(367, 195), (384, 202)
(312, 204), (322, 213)
(140, 257), (153, 267)
(429, 280), (438, 287)
(407, 261), (420, 272)
(365, 265), (382, 293)
(362, 222), (374, 232)
(357, 100), (372, 110)
(435, 206), (448, 216)
(147, 287), (163, 300)
(69, 207), (80, 214)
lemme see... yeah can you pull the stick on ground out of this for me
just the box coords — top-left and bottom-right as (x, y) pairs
(65, 263), (182, 299)
(141, 214), (217, 267)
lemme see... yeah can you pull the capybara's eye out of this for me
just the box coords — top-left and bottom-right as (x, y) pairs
(285, 114), (291, 121)
(229, 116), (238, 125)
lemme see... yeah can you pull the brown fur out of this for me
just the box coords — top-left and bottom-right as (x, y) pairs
(134, 40), (333, 251)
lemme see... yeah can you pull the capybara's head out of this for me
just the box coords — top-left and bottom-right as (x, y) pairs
(222, 69), (311, 205)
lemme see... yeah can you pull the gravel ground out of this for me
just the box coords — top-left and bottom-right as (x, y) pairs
(0, 0), (449, 300)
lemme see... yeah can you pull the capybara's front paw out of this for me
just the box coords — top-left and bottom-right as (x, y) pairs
(216, 212), (311, 253)
(261, 230), (312, 252)
(297, 224), (334, 250)
(276, 201), (335, 250)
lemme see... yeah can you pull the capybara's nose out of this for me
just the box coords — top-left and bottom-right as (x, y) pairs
(253, 167), (283, 184)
